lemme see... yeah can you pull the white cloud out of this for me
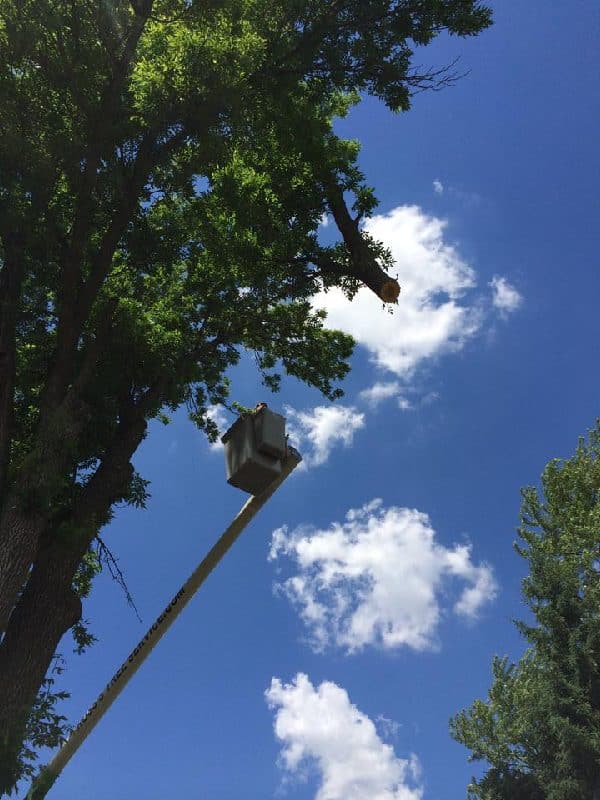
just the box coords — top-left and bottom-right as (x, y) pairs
(358, 382), (413, 410)
(269, 499), (497, 652)
(317, 205), (481, 382)
(453, 563), (498, 618)
(359, 381), (401, 408)
(266, 673), (422, 800)
(433, 179), (444, 195)
(206, 405), (229, 451)
(319, 212), (330, 228)
(490, 275), (523, 317)
(285, 405), (365, 468)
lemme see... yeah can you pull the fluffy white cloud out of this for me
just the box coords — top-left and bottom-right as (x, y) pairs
(433, 179), (444, 195)
(317, 205), (481, 381)
(269, 499), (497, 652)
(490, 275), (523, 316)
(285, 404), (365, 468)
(266, 673), (422, 800)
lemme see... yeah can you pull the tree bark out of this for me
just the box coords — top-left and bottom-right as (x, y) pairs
(0, 248), (24, 498)
(0, 391), (91, 636)
(0, 534), (82, 795)
(0, 504), (45, 637)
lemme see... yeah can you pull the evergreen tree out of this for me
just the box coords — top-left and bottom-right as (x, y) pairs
(451, 423), (600, 800)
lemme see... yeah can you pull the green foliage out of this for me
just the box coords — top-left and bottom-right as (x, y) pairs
(0, 0), (491, 786)
(14, 658), (72, 789)
(451, 422), (600, 800)
(1, 0), (492, 528)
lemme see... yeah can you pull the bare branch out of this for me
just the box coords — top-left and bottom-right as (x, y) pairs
(405, 57), (467, 96)
(94, 535), (141, 622)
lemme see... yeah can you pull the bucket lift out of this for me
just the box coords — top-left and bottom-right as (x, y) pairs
(221, 405), (288, 495)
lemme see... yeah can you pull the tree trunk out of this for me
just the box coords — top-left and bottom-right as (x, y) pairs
(0, 503), (44, 635)
(0, 392), (92, 635)
(0, 541), (82, 794)
(0, 409), (147, 790)
(0, 254), (24, 497)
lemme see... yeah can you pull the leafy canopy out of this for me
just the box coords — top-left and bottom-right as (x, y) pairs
(0, 0), (492, 788)
(451, 423), (600, 800)
(0, 0), (493, 555)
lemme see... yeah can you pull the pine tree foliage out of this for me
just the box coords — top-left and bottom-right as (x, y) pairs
(451, 422), (600, 800)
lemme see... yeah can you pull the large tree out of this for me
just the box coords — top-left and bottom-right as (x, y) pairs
(451, 423), (600, 800)
(0, 0), (491, 790)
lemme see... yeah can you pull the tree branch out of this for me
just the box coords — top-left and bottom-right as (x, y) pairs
(323, 180), (400, 302)
(47, 1), (156, 413)
(75, 133), (160, 331)
(43, 125), (188, 418)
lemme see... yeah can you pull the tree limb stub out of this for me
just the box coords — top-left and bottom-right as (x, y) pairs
(325, 181), (400, 303)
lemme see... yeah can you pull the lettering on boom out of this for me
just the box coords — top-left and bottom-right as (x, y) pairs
(71, 586), (187, 735)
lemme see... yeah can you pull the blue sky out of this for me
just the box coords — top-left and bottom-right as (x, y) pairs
(24, 2), (600, 798)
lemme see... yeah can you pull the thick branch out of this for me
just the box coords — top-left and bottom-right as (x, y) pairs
(75, 133), (160, 332)
(70, 415), (148, 535)
(58, 0), (155, 290)
(47, 2), (156, 413)
(324, 181), (400, 302)
(43, 126), (185, 416)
